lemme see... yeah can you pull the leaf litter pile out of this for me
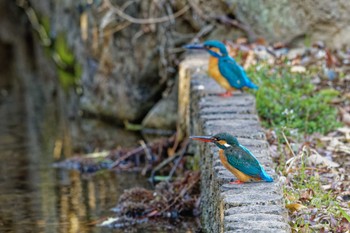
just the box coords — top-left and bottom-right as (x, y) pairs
(54, 135), (201, 230)
(225, 38), (350, 231)
(99, 171), (200, 229)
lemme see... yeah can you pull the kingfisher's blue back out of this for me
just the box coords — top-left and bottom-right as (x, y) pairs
(225, 144), (273, 182)
(218, 56), (259, 90)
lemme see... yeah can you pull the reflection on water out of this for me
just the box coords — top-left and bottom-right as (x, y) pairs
(0, 91), (198, 232)
(0, 91), (150, 233)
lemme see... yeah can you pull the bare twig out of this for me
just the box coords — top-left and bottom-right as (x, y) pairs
(192, 24), (215, 42)
(150, 140), (189, 181)
(282, 130), (296, 157)
(120, 0), (136, 11)
(109, 146), (144, 168)
(187, 0), (209, 20)
(165, 3), (176, 24)
(139, 140), (153, 162)
(103, 21), (131, 36)
(131, 29), (145, 44)
(214, 15), (257, 42)
(168, 140), (189, 179)
(105, 0), (190, 24)
(161, 172), (200, 213)
(150, 152), (180, 180)
(17, 3), (51, 46)
(283, 130), (298, 173)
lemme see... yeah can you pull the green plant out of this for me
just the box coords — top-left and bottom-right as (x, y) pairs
(247, 64), (341, 135)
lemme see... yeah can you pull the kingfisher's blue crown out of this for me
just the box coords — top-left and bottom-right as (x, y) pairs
(203, 40), (228, 56)
(213, 132), (239, 146)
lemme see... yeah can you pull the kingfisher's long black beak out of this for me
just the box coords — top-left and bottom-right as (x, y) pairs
(190, 135), (215, 143)
(183, 43), (205, 50)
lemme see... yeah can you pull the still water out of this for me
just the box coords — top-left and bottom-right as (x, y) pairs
(0, 92), (198, 232)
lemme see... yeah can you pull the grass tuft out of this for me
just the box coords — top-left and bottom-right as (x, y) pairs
(247, 63), (341, 135)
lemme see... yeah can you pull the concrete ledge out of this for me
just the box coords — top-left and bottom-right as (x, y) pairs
(179, 52), (291, 233)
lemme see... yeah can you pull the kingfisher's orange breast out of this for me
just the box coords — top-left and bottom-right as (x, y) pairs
(219, 149), (258, 182)
(208, 56), (235, 91)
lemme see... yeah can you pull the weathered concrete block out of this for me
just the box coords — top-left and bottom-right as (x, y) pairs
(225, 205), (288, 216)
(181, 52), (291, 232)
(222, 193), (285, 208)
(226, 230), (286, 233)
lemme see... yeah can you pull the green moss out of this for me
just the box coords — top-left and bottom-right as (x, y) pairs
(55, 33), (75, 65)
(25, 9), (82, 91)
(54, 33), (82, 91)
(58, 69), (77, 90)
(247, 63), (341, 135)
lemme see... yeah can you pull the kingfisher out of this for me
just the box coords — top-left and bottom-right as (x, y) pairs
(184, 40), (258, 97)
(190, 132), (273, 184)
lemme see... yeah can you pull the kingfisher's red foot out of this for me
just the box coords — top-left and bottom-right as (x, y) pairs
(229, 180), (245, 185)
(219, 91), (233, 97)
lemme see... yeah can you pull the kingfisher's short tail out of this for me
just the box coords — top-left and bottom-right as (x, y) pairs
(260, 169), (273, 182)
(246, 81), (259, 90)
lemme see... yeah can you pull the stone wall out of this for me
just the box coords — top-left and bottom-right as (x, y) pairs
(179, 52), (291, 232)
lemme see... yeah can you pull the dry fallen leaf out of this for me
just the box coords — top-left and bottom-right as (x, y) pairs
(300, 189), (314, 201)
(291, 65), (306, 73)
(286, 203), (307, 212)
(308, 149), (340, 168)
(339, 107), (350, 126)
(322, 184), (332, 190)
(337, 127), (350, 134)
(285, 194), (297, 202)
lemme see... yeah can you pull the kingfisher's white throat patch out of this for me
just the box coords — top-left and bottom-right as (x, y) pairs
(218, 140), (231, 148)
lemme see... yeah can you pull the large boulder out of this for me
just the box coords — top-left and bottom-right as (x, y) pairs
(141, 79), (178, 130)
(227, 0), (350, 47)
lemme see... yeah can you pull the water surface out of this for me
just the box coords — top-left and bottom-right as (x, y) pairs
(0, 90), (198, 233)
